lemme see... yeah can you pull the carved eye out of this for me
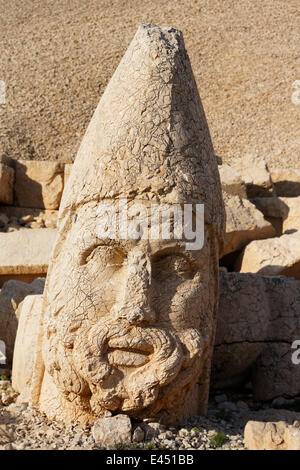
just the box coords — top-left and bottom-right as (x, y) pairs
(152, 254), (196, 279)
(80, 244), (125, 268)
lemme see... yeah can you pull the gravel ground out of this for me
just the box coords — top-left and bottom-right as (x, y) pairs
(1, 378), (300, 451)
(0, 0), (299, 169)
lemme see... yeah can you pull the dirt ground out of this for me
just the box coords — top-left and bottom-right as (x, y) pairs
(0, 0), (299, 169)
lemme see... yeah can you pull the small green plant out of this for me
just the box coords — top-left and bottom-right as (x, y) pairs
(144, 442), (158, 450)
(0, 375), (7, 381)
(216, 408), (232, 422)
(209, 432), (228, 449)
(192, 427), (199, 432)
(115, 442), (128, 450)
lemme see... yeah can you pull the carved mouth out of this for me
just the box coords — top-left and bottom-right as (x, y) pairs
(107, 348), (150, 367)
(107, 336), (153, 367)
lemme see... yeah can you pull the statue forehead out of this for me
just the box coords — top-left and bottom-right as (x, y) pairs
(60, 199), (209, 264)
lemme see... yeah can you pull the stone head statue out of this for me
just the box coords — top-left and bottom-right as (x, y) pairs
(39, 24), (225, 425)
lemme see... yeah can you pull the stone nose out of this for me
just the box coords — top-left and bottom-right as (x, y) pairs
(115, 249), (156, 326)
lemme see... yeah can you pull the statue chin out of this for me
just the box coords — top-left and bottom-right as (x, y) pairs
(47, 321), (205, 422)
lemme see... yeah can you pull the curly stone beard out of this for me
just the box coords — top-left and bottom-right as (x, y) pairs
(46, 317), (207, 420)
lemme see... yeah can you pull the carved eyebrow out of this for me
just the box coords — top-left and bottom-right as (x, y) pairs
(151, 246), (193, 263)
(78, 239), (125, 265)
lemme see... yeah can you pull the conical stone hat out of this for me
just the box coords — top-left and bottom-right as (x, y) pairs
(58, 23), (225, 248)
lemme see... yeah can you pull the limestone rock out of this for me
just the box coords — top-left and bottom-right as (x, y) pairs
(0, 228), (57, 278)
(0, 163), (14, 205)
(14, 160), (64, 209)
(231, 155), (274, 198)
(212, 272), (300, 399)
(271, 168), (300, 197)
(27, 23), (225, 426)
(245, 421), (300, 450)
(237, 230), (300, 278)
(280, 196), (300, 232)
(252, 343), (300, 401)
(12, 295), (44, 405)
(63, 164), (73, 185)
(251, 196), (289, 219)
(284, 425), (300, 450)
(244, 421), (288, 450)
(0, 278), (45, 366)
(223, 194), (276, 256)
(92, 415), (132, 449)
(219, 164), (247, 198)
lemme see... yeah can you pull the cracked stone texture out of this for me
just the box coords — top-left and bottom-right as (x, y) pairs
(244, 421), (300, 450)
(92, 414), (132, 449)
(0, 278), (45, 366)
(12, 24), (225, 426)
(0, 0), (299, 170)
(212, 272), (300, 400)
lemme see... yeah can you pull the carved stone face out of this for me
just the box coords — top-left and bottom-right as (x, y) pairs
(44, 200), (217, 423)
(39, 23), (225, 425)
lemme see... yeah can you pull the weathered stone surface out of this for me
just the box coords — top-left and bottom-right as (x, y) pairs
(14, 160), (64, 210)
(244, 421), (288, 450)
(63, 164), (73, 185)
(223, 193), (275, 256)
(0, 279), (45, 366)
(284, 425), (300, 450)
(92, 415), (132, 449)
(13, 24), (225, 426)
(237, 230), (300, 278)
(212, 272), (300, 400)
(219, 164), (247, 198)
(12, 294), (44, 405)
(0, 229), (57, 276)
(280, 196), (300, 233)
(252, 343), (300, 401)
(0, 163), (14, 205)
(231, 155), (274, 198)
(271, 168), (300, 197)
(219, 156), (274, 199)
